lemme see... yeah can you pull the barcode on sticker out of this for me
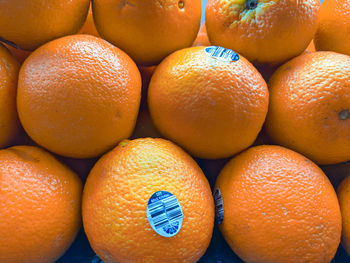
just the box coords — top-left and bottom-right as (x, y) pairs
(214, 188), (224, 225)
(147, 191), (183, 237)
(205, 46), (239, 62)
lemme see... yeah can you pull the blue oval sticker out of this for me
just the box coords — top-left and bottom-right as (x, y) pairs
(147, 191), (183, 237)
(214, 188), (224, 225)
(205, 46), (239, 62)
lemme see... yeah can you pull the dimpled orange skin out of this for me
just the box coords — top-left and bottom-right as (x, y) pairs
(314, 0), (350, 56)
(0, 0), (90, 51)
(205, 0), (320, 64)
(0, 44), (20, 148)
(148, 46), (269, 159)
(17, 34), (141, 159)
(83, 138), (214, 263)
(0, 146), (82, 263)
(265, 51), (350, 165)
(92, 0), (202, 65)
(338, 176), (350, 255)
(215, 145), (342, 263)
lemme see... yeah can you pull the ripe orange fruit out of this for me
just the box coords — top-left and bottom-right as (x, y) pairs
(215, 145), (341, 263)
(337, 175), (350, 255)
(205, 0), (320, 64)
(78, 4), (100, 37)
(0, 145), (82, 263)
(314, 0), (350, 56)
(92, 0), (202, 65)
(0, 0), (90, 51)
(192, 23), (211, 47)
(0, 43), (20, 148)
(148, 46), (269, 159)
(17, 35), (141, 158)
(83, 138), (214, 262)
(265, 51), (350, 165)
(2, 43), (31, 64)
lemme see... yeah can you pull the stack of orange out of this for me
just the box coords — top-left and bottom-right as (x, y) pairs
(0, 0), (350, 262)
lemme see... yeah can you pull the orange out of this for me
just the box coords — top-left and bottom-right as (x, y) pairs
(0, 43), (20, 148)
(0, 145), (82, 263)
(314, 0), (350, 56)
(337, 175), (350, 255)
(2, 43), (31, 64)
(265, 51), (350, 165)
(148, 46), (269, 159)
(205, 0), (320, 64)
(192, 23), (211, 47)
(92, 0), (202, 65)
(17, 34), (141, 158)
(78, 4), (100, 37)
(215, 145), (342, 263)
(0, 0), (90, 51)
(83, 138), (214, 262)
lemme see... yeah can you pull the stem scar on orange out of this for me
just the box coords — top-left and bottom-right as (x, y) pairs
(265, 51), (350, 165)
(92, 0), (202, 65)
(205, 0), (320, 65)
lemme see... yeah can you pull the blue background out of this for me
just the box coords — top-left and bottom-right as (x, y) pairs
(201, 0), (207, 24)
